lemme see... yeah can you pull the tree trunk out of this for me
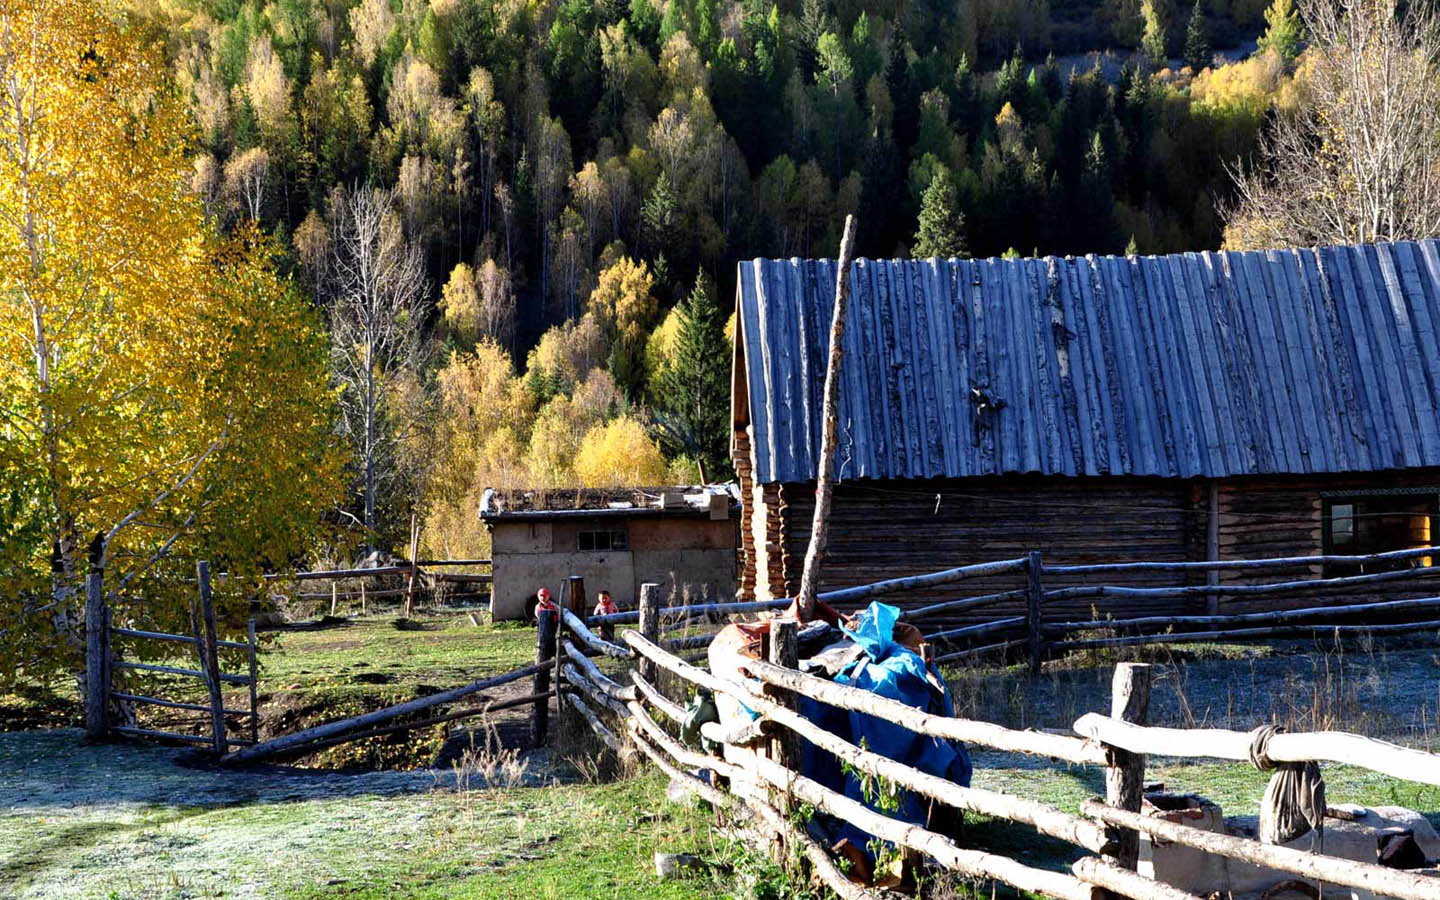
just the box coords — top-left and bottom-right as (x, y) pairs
(363, 341), (375, 544)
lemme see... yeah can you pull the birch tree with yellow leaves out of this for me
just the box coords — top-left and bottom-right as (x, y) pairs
(0, 0), (341, 687)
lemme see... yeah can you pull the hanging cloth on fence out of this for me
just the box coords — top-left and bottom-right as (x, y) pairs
(816, 602), (972, 854)
(1250, 724), (1326, 847)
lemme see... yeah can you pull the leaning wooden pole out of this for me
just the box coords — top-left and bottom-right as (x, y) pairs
(796, 214), (858, 621)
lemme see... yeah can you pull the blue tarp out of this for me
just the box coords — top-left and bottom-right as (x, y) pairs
(798, 602), (972, 855)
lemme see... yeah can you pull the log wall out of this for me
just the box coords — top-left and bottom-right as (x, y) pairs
(738, 470), (1440, 628)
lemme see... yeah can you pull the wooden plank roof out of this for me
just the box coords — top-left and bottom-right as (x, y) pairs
(735, 240), (1440, 485)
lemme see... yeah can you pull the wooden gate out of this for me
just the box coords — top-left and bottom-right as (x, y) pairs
(86, 560), (259, 752)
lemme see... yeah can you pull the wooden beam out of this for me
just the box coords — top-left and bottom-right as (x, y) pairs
(562, 665), (629, 717)
(1073, 714), (1440, 787)
(561, 640), (636, 702)
(1057, 618), (1440, 651)
(727, 652), (1107, 764)
(744, 749), (1096, 900)
(111, 725), (255, 747)
(112, 660), (251, 685)
(110, 691), (251, 717)
(561, 609), (628, 658)
(630, 671), (686, 724)
(817, 557), (1030, 606)
(218, 661), (545, 765)
(1044, 544), (1440, 575)
(1026, 551), (1045, 677)
(564, 690), (625, 755)
(630, 725), (884, 900)
(1072, 856), (1205, 900)
(110, 627), (250, 650)
(1082, 800), (1440, 900)
(1044, 563), (1440, 601)
(901, 589), (1029, 622)
(1048, 595), (1440, 633)
(924, 616), (1027, 644)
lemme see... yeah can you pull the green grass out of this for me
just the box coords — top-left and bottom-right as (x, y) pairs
(277, 776), (724, 900)
(257, 614), (538, 699)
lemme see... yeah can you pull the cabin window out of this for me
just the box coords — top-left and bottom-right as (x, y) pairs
(1322, 493), (1438, 576)
(578, 528), (628, 552)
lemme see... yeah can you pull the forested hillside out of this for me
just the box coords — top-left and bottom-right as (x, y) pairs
(124, 0), (1301, 557)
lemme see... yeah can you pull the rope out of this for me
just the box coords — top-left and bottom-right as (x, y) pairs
(1249, 725), (1326, 849)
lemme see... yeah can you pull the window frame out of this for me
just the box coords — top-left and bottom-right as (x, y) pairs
(577, 525), (628, 553)
(1319, 487), (1439, 576)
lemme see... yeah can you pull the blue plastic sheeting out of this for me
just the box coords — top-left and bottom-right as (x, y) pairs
(736, 241), (1440, 485)
(798, 602), (971, 856)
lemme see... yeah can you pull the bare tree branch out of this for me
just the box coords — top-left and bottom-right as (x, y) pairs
(1225, 0), (1440, 248)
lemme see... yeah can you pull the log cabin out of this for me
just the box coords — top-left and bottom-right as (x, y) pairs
(481, 485), (739, 620)
(731, 241), (1440, 628)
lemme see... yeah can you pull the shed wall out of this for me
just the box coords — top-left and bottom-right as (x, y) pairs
(489, 514), (739, 619)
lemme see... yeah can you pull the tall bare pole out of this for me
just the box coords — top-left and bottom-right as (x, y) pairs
(796, 215), (858, 621)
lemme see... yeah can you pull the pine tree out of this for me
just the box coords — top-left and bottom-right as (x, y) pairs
(1184, 0), (1211, 71)
(1257, 0), (1304, 65)
(1141, 0), (1169, 68)
(655, 274), (731, 481)
(913, 166), (967, 259)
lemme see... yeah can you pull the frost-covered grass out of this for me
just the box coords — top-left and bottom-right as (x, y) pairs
(0, 730), (725, 900)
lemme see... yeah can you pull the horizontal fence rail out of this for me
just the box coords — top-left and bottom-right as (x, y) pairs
(1044, 545), (1440, 576)
(535, 568), (1440, 900)
(1073, 714), (1440, 787)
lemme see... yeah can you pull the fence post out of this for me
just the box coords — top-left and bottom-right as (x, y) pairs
(532, 607), (557, 746)
(196, 561), (227, 754)
(568, 574), (587, 617)
(638, 583), (661, 684)
(84, 570), (107, 739)
(404, 514), (419, 617)
(1101, 662), (1152, 874)
(248, 597), (260, 745)
(767, 618), (799, 863)
(553, 579), (572, 736)
(1026, 550), (1045, 678)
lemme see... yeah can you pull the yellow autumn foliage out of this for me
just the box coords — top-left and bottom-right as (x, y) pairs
(1191, 49), (1297, 122)
(574, 417), (671, 488)
(0, 0), (341, 677)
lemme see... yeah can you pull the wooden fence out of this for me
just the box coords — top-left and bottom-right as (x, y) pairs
(579, 545), (1440, 684)
(547, 577), (1440, 900)
(265, 559), (492, 618)
(86, 560), (260, 751)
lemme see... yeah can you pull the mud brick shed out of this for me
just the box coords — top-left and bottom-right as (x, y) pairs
(731, 240), (1440, 626)
(481, 486), (739, 620)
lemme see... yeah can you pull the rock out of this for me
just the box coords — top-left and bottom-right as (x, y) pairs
(654, 852), (707, 879)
